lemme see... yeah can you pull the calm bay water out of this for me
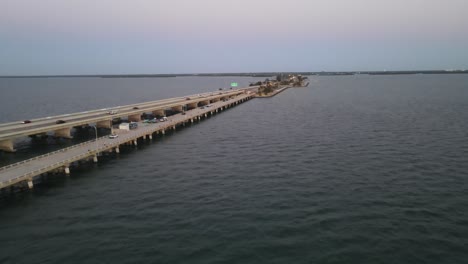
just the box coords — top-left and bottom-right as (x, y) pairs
(0, 75), (468, 263)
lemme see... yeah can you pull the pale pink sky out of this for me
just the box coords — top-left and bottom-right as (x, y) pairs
(1, 0), (468, 74)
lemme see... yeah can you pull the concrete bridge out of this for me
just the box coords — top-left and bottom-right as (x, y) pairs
(0, 87), (258, 152)
(0, 90), (256, 192)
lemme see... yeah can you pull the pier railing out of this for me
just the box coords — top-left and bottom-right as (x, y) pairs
(0, 138), (104, 173)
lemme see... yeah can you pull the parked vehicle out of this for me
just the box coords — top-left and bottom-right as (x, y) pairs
(109, 134), (118, 139)
(119, 123), (130, 130)
(119, 122), (138, 130)
(159, 116), (168, 122)
(107, 110), (118, 115)
(185, 97), (191, 100)
(56, 120), (66, 124)
(133, 106), (139, 110)
(22, 120), (31, 124)
(129, 122), (138, 129)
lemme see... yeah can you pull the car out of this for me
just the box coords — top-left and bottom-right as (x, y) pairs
(181, 112), (186, 115)
(107, 110), (118, 115)
(185, 97), (191, 100)
(199, 106), (204, 109)
(159, 117), (168, 122)
(109, 134), (118, 139)
(133, 106), (139, 110)
(22, 120), (32, 124)
(56, 120), (66, 124)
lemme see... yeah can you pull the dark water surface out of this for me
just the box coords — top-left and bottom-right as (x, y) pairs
(1, 75), (468, 263)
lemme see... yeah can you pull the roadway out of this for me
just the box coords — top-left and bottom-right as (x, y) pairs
(0, 94), (253, 189)
(0, 88), (252, 142)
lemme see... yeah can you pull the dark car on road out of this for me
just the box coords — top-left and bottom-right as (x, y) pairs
(56, 120), (66, 124)
(22, 120), (32, 124)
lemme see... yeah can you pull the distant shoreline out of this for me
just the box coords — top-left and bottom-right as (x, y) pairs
(1, 70), (467, 78)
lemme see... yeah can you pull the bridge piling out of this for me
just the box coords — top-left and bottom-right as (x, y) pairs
(0, 139), (16, 152)
(27, 179), (34, 189)
(54, 127), (73, 139)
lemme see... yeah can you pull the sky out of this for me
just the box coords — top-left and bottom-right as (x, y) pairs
(1, 0), (468, 75)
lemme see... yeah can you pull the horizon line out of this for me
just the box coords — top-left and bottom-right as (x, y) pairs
(1, 69), (468, 78)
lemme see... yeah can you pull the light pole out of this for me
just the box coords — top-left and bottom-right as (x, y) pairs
(91, 125), (98, 153)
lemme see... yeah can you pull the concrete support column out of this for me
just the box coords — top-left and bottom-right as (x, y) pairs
(133, 140), (138, 146)
(204, 113), (207, 118)
(0, 139), (15, 152)
(27, 179), (34, 189)
(148, 135), (153, 140)
(171, 105), (183, 112)
(64, 166), (70, 175)
(143, 135), (147, 140)
(115, 146), (120, 153)
(128, 114), (141, 122)
(187, 102), (198, 109)
(191, 119), (194, 123)
(161, 129), (165, 135)
(173, 126), (176, 130)
(54, 127), (73, 139)
(152, 110), (165, 117)
(93, 155), (98, 163)
(97, 120), (112, 129)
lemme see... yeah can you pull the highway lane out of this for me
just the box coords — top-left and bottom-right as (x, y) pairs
(0, 89), (243, 130)
(0, 88), (247, 129)
(0, 90), (249, 141)
(0, 91), (238, 134)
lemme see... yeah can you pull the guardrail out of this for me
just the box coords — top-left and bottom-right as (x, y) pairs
(0, 137), (107, 173)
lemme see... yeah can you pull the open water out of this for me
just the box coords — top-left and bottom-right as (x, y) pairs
(0, 74), (467, 263)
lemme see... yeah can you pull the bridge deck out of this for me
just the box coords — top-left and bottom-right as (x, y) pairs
(0, 88), (254, 142)
(0, 94), (253, 190)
